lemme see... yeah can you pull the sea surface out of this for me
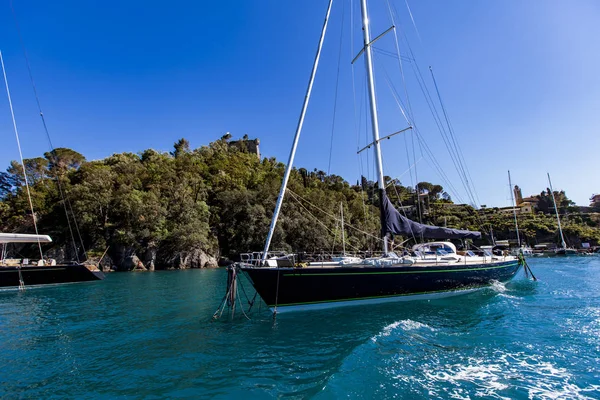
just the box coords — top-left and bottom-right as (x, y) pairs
(1, 257), (599, 399)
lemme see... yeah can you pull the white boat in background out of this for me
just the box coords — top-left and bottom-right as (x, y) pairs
(0, 233), (52, 245)
(0, 52), (105, 289)
(510, 246), (534, 257)
(1, 233), (104, 288)
(547, 173), (578, 256)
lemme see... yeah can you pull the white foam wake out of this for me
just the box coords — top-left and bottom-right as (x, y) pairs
(415, 352), (599, 399)
(371, 319), (436, 342)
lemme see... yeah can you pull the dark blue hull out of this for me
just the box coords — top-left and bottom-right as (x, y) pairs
(241, 260), (521, 312)
(0, 264), (105, 288)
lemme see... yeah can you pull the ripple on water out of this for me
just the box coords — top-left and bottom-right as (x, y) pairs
(1, 258), (600, 398)
(319, 304), (600, 400)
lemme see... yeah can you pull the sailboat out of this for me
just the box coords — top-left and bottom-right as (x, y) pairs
(546, 173), (577, 256)
(0, 233), (104, 288)
(231, 0), (524, 313)
(0, 51), (105, 288)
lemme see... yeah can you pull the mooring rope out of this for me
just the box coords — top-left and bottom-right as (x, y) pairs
(17, 265), (25, 291)
(518, 253), (537, 281)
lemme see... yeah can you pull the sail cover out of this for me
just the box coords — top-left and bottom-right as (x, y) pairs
(381, 193), (481, 240)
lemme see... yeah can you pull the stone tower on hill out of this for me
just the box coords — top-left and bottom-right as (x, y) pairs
(228, 134), (260, 159)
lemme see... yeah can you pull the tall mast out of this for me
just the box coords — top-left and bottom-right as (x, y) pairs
(360, 0), (389, 254)
(508, 171), (521, 247)
(547, 173), (567, 249)
(340, 202), (346, 256)
(1, 50), (44, 260)
(261, 0), (334, 262)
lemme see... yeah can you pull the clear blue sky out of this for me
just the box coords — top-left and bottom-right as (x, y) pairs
(1, 0), (598, 207)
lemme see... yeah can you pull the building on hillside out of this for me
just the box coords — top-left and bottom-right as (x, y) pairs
(513, 185), (524, 205)
(228, 135), (261, 159)
(521, 196), (539, 211)
(498, 206), (518, 216)
(577, 206), (592, 213)
(396, 205), (416, 214)
(440, 203), (470, 209)
(590, 194), (600, 206)
(519, 202), (534, 214)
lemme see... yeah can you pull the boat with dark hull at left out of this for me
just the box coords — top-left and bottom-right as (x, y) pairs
(0, 233), (104, 289)
(0, 50), (104, 289)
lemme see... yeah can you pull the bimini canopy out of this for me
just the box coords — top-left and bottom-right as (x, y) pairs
(381, 193), (481, 240)
(0, 233), (53, 244)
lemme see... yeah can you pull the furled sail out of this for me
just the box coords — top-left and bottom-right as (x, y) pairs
(381, 192), (481, 240)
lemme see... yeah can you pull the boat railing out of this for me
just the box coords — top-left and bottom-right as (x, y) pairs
(239, 250), (386, 267)
(0, 258), (58, 267)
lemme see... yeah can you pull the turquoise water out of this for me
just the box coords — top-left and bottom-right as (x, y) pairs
(1, 257), (599, 399)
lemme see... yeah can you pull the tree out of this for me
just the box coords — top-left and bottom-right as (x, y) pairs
(171, 138), (190, 158)
(44, 148), (85, 174)
(537, 189), (575, 215)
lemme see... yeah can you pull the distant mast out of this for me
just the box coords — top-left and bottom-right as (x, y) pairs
(359, 0), (389, 254)
(547, 173), (567, 249)
(508, 171), (521, 247)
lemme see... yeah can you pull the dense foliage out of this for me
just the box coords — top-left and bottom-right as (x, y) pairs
(1, 136), (598, 268)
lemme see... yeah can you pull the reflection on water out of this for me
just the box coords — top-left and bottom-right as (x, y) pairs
(1, 257), (599, 399)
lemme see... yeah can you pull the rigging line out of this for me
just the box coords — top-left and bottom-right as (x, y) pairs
(65, 196), (86, 261)
(330, 215), (339, 255)
(0, 50), (43, 260)
(357, 75), (374, 246)
(385, 0), (416, 122)
(428, 67), (469, 183)
(401, 45), (476, 206)
(376, 60), (463, 203)
(413, 130), (464, 204)
(287, 190), (368, 251)
(363, 77), (371, 187)
(372, 47), (413, 63)
(385, 0), (420, 203)
(404, 0), (424, 46)
(351, 83), (368, 229)
(9, 1), (83, 261)
(388, 1), (422, 164)
(412, 128), (464, 204)
(392, 7), (478, 210)
(374, 55), (458, 205)
(352, 68), (370, 240)
(403, 131), (414, 187)
(287, 190), (362, 253)
(388, 0), (479, 208)
(429, 66), (481, 208)
(327, 0), (346, 175)
(401, 0), (478, 202)
(392, 156), (422, 182)
(261, 0), (334, 260)
(286, 189), (382, 244)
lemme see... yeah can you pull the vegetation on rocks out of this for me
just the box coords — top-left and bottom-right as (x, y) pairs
(1, 135), (598, 269)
